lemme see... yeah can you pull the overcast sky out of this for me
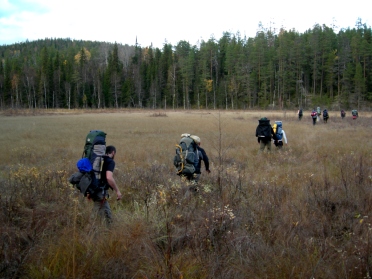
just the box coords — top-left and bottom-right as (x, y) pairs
(0, 0), (370, 48)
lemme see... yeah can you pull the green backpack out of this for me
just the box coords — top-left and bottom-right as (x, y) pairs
(83, 130), (106, 181)
(174, 135), (198, 175)
(69, 130), (106, 196)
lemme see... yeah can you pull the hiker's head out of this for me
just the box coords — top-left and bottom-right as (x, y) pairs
(190, 135), (201, 145)
(106, 145), (116, 159)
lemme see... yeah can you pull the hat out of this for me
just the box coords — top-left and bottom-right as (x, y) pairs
(260, 117), (268, 121)
(181, 133), (190, 138)
(190, 135), (200, 144)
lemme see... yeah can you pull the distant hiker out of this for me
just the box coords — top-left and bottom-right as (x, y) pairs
(323, 109), (329, 123)
(311, 109), (317, 125)
(298, 108), (303, 120)
(256, 117), (278, 152)
(341, 110), (346, 119)
(273, 121), (287, 148)
(352, 109), (358, 119)
(316, 107), (321, 122)
(90, 145), (122, 226)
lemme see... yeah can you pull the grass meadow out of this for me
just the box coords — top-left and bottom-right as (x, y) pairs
(0, 109), (372, 279)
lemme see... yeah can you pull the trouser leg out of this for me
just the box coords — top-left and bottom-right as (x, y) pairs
(267, 140), (272, 152)
(259, 141), (266, 152)
(92, 199), (112, 226)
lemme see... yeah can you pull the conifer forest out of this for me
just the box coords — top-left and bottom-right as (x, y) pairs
(1, 20), (372, 111)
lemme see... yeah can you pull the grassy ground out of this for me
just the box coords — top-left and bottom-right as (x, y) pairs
(0, 109), (371, 278)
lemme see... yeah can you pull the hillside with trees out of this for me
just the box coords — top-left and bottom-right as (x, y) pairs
(1, 20), (371, 110)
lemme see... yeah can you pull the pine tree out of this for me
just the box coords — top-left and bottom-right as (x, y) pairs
(0, 60), (5, 108)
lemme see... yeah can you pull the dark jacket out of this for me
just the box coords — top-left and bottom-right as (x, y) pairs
(256, 119), (277, 143)
(195, 146), (209, 174)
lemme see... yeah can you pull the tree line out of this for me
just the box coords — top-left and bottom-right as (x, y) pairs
(1, 19), (371, 110)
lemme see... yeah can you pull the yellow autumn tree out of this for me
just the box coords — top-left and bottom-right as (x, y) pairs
(74, 47), (91, 64)
(204, 79), (213, 93)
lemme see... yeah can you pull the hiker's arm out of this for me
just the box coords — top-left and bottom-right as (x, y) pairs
(200, 149), (210, 173)
(282, 130), (288, 144)
(106, 170), (122, 200)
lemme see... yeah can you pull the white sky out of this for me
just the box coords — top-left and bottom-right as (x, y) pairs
(0, 0), (370, 48)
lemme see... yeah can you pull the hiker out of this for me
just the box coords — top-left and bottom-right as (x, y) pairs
(273, 121), (287, 148)
(311, 109), (317, 125)
(316, 107), (321, 122)
(256, 117), (278, 152)
(352, 109), (358, 119)
(317, 107), (321, 116)
(174, 133), (200, 192)
(341, 110), (346, 119)
(323, 109), (329, 123)
(90, 145), (122, 225)
(298, 108), (303, 120)
(191, 135), (211, 183)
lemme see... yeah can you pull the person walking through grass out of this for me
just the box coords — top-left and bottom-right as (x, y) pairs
(256, 117), (278, 152)
(341, 110), (346, 119)
(323, 109), (329, 123)
(352, 109), (358, 119)
(175, 134), (200, 194)
(90, 145), (122, 226)
(311, 109), (317, 125)
(298, 108), (303, 120)
(273, 121), (288, 149)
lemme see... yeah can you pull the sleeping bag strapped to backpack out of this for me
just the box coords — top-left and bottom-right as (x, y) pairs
(272, 121), (283, 141)
(174, 134), (198, 175)
(69, 158), (98, 196)
(68, 130), (106, 196)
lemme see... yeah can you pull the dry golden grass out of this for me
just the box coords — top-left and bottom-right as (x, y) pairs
(0, 109), (372, 278)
